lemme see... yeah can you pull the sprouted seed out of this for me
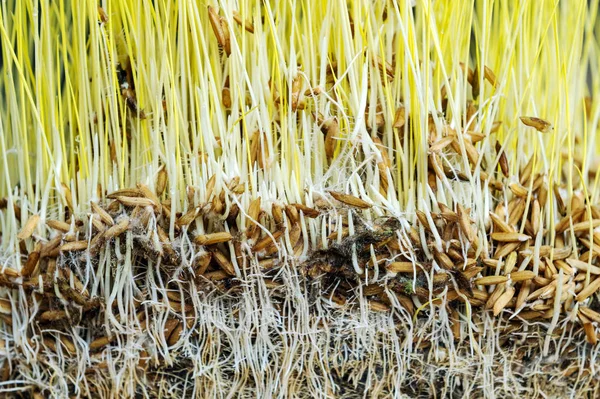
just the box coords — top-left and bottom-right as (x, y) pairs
(0, 1), (599, 398)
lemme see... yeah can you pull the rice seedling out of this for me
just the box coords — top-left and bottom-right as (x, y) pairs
(1, 0), (600, 397)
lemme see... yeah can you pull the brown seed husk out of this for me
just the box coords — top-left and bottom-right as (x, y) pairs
(91, 202), (114, 226)
(457, 204), (475, 244)
(195, 232), (233, 246)
(252, 230), (284, 252)
(17, 215), (40, 240)
(387, 262), (418, 273)
(566, 259), (600, 275)
(519, 116), (552, 133)
(47, 219), (71, 232)
(575, 277), (600, 302)
(475, 275), (508, 286)
(116, 196), (155, 208)
(156, 166), (168, 196)
(328, 191), (371, 209)
(22, 251), (40, 277)
(60, 241), (88, 252)
(105, 218), (131, 239)
(176, 208), (199, 227)
(491, 232), (531, 242)
(90, 335), (115, 351)
(509, 270), (536, 282)
(40, 310), (68, 322)
(292, 203), (320, 218)
(212, 248), (236, 276)
(493, 287), (515, 316)
(246, 197), (262, 237)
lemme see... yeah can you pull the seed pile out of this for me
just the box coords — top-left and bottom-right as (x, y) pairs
(2, 140), (600, 396)
(2, 76), (599, 395)
(1, 1), (599, 397)
(0, 59), (598, 393)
